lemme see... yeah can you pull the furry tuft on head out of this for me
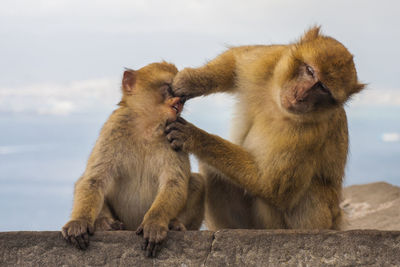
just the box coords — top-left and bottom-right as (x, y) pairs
(299, 26), (322, 43)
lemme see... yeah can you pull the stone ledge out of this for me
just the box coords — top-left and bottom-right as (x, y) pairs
(1, 230), (399, 266)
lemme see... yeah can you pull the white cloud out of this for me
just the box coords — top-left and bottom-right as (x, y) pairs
(0, 145), (45, 155)
(0, 78), (121, 115)
(349, 87), (400, 107)
(2, 79), (399, 117)
(381, 133), (400, 143)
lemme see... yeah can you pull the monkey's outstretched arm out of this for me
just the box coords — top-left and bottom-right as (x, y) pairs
(166, 118), (312, 206)
(172, 50), (237, 98)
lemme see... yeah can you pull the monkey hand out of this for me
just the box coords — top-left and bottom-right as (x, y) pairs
(165, 117), (199, 152)
(61, 219), (94, 250)
(136, 220), (168, 258)
(172, 68), (205, 99)
(94, 216), (125, 231)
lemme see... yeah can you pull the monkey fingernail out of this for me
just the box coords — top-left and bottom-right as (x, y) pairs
(141, 239), (148, 250)
(152, 244), (161, 258)
(88, 225), (95, 235)
(83, 233), (90, 246)
(76, 236), (87, 250)
(136, 227), (143, 235)
(146, 242), (156, 258)
(172, 143), (182, 151)
(61, 229), (68, 239)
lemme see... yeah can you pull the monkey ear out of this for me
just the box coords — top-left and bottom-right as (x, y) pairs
(299, 26), (321, 43)
(122, 70), (136, 94)
(352, 83), (366, 94)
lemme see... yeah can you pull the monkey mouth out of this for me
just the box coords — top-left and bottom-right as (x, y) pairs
(171, 102), (183, 114)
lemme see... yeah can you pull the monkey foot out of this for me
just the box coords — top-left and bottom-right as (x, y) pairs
(94, 217), (125, 231)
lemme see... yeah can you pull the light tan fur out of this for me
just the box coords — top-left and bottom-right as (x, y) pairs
(166, 27), (364, 230)
(62, 62), (204, 257)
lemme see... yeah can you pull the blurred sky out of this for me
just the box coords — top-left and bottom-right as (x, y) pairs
(0, 0), (399, 231)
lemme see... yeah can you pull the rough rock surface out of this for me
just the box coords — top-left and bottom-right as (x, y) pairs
(1, 230), (400, 266)
(2, 182), (400, 266)
(342, 182), (400, 230)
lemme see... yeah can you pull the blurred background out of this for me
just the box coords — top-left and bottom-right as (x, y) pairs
(0, 0), (399, 231)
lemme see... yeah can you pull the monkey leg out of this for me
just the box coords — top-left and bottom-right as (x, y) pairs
(173, 173), (205, 230)
(201, 163), (255, 230)
(283, 184), (342, 230)
(252, 198), (286, 229)
(94, 201), (125, 231)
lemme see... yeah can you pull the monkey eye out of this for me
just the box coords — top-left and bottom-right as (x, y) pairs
(305, 65), (315, 77)
(166, 84), (175, 97)
(316, 82), (331, 95)
(160, 83), (174, 99)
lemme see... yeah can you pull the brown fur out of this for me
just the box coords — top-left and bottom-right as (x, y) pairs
(62, 62), (204, 257)
(166, 27), (365, 230)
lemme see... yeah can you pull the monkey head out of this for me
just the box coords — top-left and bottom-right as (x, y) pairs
(121, 62), (185, 122)
(275, 27), (365, 116)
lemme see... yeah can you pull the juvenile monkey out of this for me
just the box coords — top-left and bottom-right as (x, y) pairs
(62, 62), (204, 257)
(166, 27), (365, 230)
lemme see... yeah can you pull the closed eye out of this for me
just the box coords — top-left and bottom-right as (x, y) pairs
(160, 83), (174, 99)
(318, 82), (331, 94)
(305, 65), (315, 77)
(166, 84), (175, 97)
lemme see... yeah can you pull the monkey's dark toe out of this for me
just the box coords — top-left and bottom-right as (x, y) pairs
(136, 225), (144, 235)
(111, 220), (125, 230)
(146, 241), (156, 257)
(69, 234), (89, 250)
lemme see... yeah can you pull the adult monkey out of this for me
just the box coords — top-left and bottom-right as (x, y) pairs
(165, 27), (365, 230)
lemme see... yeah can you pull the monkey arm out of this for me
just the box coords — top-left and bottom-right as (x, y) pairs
(136, 166), (189, 258)
(142, 169), (189, 226)
(172, 49), (238, 98)
(70, 158), (116, 225)
(166, 118), (313, 207)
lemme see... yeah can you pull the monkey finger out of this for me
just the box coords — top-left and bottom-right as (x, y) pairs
(83, 233), (90, 247)
(165, 124), (180, 134)
(88, 225), (95, 235)
(141, 238), (149, 251)
(165, 120), (185, 132)
(166, 131), (183, 142)
(152, 243), (161, 258)
(171, 140), (183, 151)
(176, 117), (187, 124)
(69, 236), (80, 249)
(61, 227), (69, 240)
(155, 229), (167, 244)
(135, 225), (144, 235)
(66, 235), (73, 245)
(146, 241), (156, 258)
(75, 235), (88, 250)
(111, 220), (125, 230)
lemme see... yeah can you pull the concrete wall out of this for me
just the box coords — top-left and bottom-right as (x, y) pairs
(1, 230), (399, 266)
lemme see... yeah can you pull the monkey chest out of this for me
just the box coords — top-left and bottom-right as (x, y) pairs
(106, 159), (162, 230)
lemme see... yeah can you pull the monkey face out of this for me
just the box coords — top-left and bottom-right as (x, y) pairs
(279, 32), (364, 115)
(280, 63), (338, 114)
(121, 62), (185, 122)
